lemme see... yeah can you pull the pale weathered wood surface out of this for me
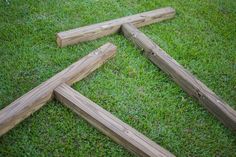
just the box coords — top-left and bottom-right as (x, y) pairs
(57, 7), (175, 47)
(54, 83), (175, 157)
(0, 43), (116, 136)
(121, 23), (236, 131)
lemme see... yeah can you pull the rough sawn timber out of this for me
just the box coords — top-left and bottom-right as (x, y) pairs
(57, 7), (175, 47)
(121, 23), (236, 131)
(54, 83), (175, 157)
(0, 43), (116, 136)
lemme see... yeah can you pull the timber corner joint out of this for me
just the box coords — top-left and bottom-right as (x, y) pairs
(56, 7), (176, 47)
(0, 42), (117, 137)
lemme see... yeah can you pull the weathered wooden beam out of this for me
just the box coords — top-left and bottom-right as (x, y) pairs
(0, 43), (116, 136)
(57, 7), (175, 47)
(121, 23), (236, 131)
(54, 83), (175, 157)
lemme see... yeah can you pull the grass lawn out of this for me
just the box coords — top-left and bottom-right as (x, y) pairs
(0, 0), (236, 156)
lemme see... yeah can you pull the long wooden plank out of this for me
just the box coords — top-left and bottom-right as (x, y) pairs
(0, 43), (116, 136)
(57, 7), (175, 47)
(121, 23), (236, 131)
(54, 83), (175, 157)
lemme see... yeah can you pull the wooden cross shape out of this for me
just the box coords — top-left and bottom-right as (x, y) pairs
(1, 7), (235, 157)
(56, 6), (236, 131)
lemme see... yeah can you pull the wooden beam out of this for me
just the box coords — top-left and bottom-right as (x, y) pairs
(121, 23), (236, 131)
(0, 43), (116, 136)
(57, 7), (175, 47)
(54, 83), (175, 157)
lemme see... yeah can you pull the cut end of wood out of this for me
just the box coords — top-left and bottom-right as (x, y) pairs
(56, 34), (62, 47)
(87, 42), (117, 58)
(100, 42), (117, 53)
(165, 6), (176, 13)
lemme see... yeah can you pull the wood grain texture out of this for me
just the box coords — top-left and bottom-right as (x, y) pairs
(54, 83), (175, 157)
(57, 7), (175, 47)
(0, 43), (116, 136)
(121, 23), (236, 131)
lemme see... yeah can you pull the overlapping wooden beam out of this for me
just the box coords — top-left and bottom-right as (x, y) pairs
(0, 41), (175, 156)
(3, 5), (234, 156)
(57, 7), (175, 47)
(0, 43), (116, 136)
(54, 83), (175, 157)
(121, 23), (236, 131)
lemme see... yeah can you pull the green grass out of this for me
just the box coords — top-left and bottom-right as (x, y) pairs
(0, 0), (236, 156)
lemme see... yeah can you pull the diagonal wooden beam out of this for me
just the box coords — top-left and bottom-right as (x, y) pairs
(121, 23), (236, 131)
(0, 43), (116, 136)
(54, 83), (175, 157)
(57, 7), (175, 47)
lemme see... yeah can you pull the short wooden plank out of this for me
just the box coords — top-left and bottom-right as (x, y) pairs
(54, 83), (175, 157)
(0, 43), (116, 136)
(57, 7), (175, 47)
(121, 23), (236, 131)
